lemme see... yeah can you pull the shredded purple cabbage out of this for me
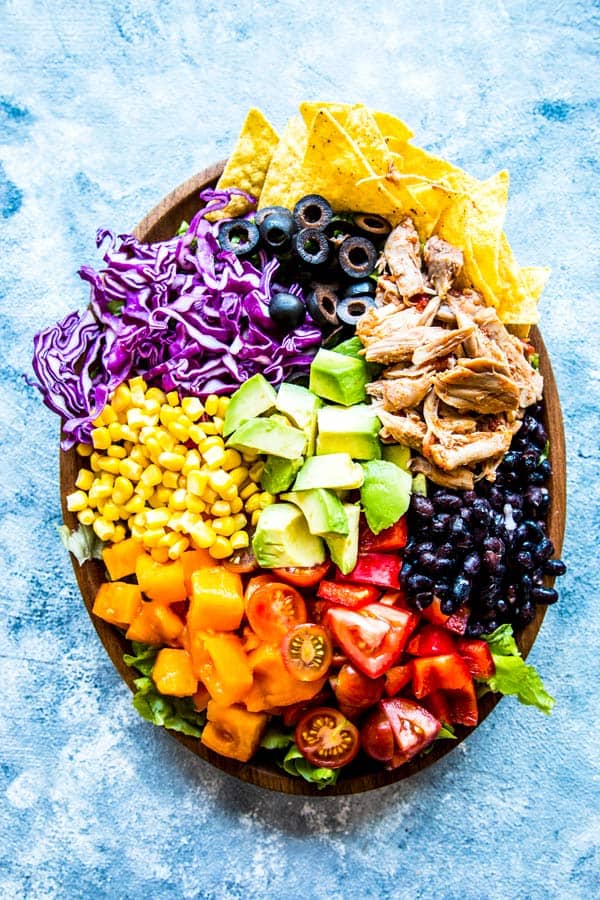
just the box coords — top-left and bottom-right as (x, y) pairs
(31, 188), (322, 448)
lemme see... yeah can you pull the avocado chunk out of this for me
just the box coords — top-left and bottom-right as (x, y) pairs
(280, 488), (349, 536)
(223, 374), (277, 437)
(325, 503), (361, 575)
(227, 417), (307, 459)
(360, 459), (412, 534)
(412, 473), (428, 496)
(309, 348), (369, 406)
(276, 382), (322, 456)
(260, 455), (303, 494)
(381, 443), (412, 471)
(252, 503), (326, 568)
(292, 453), (365, 492)
(316, 404), (381, 460)
(330, 335), (381, 380)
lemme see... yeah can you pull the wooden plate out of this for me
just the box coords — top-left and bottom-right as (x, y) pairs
(59, 164), (567, 795)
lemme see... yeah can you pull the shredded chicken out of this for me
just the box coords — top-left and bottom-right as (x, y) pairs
(358, 221), (543, 488)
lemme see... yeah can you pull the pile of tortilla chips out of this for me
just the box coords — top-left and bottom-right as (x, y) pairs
(213, 102), (549, 332)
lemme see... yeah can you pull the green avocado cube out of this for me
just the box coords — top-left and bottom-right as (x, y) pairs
(325, 503), (361, 574)
(292, 453), (365, 491)
(227, 417), (307, 459)
(360, 459), (412, 534)
(280, 489), (349, 536)
(381, 443), (412, 471)
(316, 404), (381, 460)
(276, 382), (322, 457)
(223, 374), (277, 437)
(252, 503), (325, 568)
(260, 456), (304, 494)
(309, 348), (369, 407)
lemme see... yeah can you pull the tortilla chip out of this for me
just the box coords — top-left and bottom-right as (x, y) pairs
(211, 108), (279, 219)
(494, 236), (544, 326)
(344, 105), (395, 174)
(258, 115), (308, 210)
(299, 101), (354, 130)
(371, 110), (414, 144)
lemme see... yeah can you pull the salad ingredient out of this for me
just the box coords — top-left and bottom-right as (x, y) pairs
(306, 285), (340, 328)
(245, 643), (327, 711)
(189, 566), (244, 632)
(353, 213), (392, 240)
(382, 219), (428, 300)
(271, 562), (331, 588)
(292, 228), (330, 268)
(338, 552), (403, 590)
(344, 279), (377, 299)
(309, 347), (368, 406)
(292, 453), (364, 492)
(359, 459), (412, 534)
(245, 581), (307, 642)
(336, 295), (376, 327)
(217, 219), (260, 258)
(384, 663), (413, 697)
(268, 291), (307, 329)
(332, 663), (385, 716)
(227, 416), (307, 459)
(317, 580), (381, 608)
(201, 701), (268, 762)
(102, 536), (145, 580)
(92, 581), (143, 628)
(379, 698), (441, 767)
(293, 194), (333, 231)
(201, 634), (254, 705)
(257, 207), (295, 253)
(315, 404), (381, 460)
(482, 624), (555, 713)
(222, 373), (276, 437)
(131, 675), (206, 737)
(359, 516), (408, 552)
(126, 596), (184, 645)
(406, 624), (458, 657)
(281, 623), (333, 682)
(294, 707), (360, 769)
(152, 648), (197, 697)
(275, 382), (322, 454)
(260, 455), (303, 493)
(338, 236), (378, 280)
(323, 502), (360, 574)
(325, 604), (417, 678)
(276, 741), (339, 789)
(280, 488), (349, 536)
(456, 638), (495, 680)
(136, 553), (187, 604)
(360, 707), (396, 763)
(57, 522), (104, 565)
(252, 503), (326, 568)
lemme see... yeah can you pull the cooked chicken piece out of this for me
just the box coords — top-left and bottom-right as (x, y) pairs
(356, 303), (420, 343)
(383, 219), (428, 299)
(422, 391), (477, 438)
(415, 295), (442, 326)
(474, 307), (543, 407)
(423, 236), (464, 297)
(434, 365), (521, 414)
(376, 408), (427, 450)
(428, 428), (513, 472)
(410, 456), (475, 490)
(368, 369), (434, 410)
(455, 356), (512, 377)
(364, 326), (450, 365)
(447, 295), (510, 370)
(412, 324), (476, 367)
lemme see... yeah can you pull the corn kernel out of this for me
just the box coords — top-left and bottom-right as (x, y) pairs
(229, 466), (249, 488)
(166, 390), (179, 407)
(135, 481), (154, 501)
(169, 420), (190, 442)
(76, 442), (93, 457)
(209, 535), (234, 559)
(188, 423), (207, 445)
(108, 422), (124, 442)
(91, 427), (111, 450)
(77, 509), (96, 526)
(159, 404), (179, 427)
(124, 494), (145, 514)
(244, 494), (262, 514)
(142, 528), (166, 548)
(128, 375), (147, 405)
(143, 397), (161, 416)
(102, 501), (121, 522)
(127, 408), (152, 429)
(189, 521), (217, 549)
(201, 487), (218, 505)
(168, 537), (190, 560)
(162, 470), (179, 489)
(98, 456), (121, 475)
(93, 517), (115, 541)
(249, 461), (265, 482)
(182, 449), (201, 475)
(75, 469), (94, 491)
(211, 500), (231, 518)
(119, 425), (138, 443)
(179, 510), (201, 532)
(89, 451), (102, 472)
(145, 507), (170, 528)
(158, 450), (185, 472)
(258, 491), (275, 508)
(169, 488), (188, 511)
(129, 445), (148, 465)
(202, 418), (223, 435)
(203, 445), (226, 470)
(145, 387), (166, 405)
(159, 530), (180, 548)
(89, 482), (112, 503)
(141, 464), (163, 486)
(221, 449), (242, 471)
(207, 470), (234, 495)
(240, 482), (259, 501)
(199, 436), (223, 454)
(150, 487), (172, 507)
(66, 490), (88, 512)
(112, 524), (127, 543)
(230, 530), (250, 550)
(251, 510), (262, 527)
(185, 494), (206, 514)
(187, 470), (208, 497)
(99, 471), (115, 486)
(181, 396), (204, 420)
(230, 496), (244, 514)
(107, 444), (127, 459)
(217, 396), (230, 419)
(118, 458), (141, 482)
(150, 546), (170, 563)
(130, 521), (145, 539)
(242, 451), (259, 463)
(111, 383), (132, 412)
(231, 513), (248, 532)
(111, 476), (133, 504)
(212, 516), (236, 537)
(204, 394), (219, 417)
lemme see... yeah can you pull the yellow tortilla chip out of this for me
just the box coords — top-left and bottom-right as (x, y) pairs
(299, 101), (354, 131)
(494, 236), (544, 325)
(344, 105), (395, 174)
(211, 108), (279, 219)
(258, 115), (308, 209)
(371, 110), (414, 144)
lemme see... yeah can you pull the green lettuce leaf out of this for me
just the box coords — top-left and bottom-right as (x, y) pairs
(58, 523), (104, 565)
(482, 624), (555, 715)
(124, 642), (159, 677)
(279, 743), (339, 789)
(437, 723), (457, 740)
(131, 676), (206, 737)
(259, 726), (295, 751)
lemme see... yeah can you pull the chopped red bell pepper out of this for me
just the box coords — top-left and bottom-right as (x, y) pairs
(456, 638), (495, 680)
(406, 624), (457, 657)
(317, 580), (381, 608)
(421, 689), (454, 724)
(379, 588), (410, 608)
(412, 653), (473, 698)
(359, 516), (408, 552)
(422, 597), (469, 635)
(337, 552), (402, 590)
(445, 682), (479, 727)
(306, 599), (332, 625)
(384, 662), (413, 697)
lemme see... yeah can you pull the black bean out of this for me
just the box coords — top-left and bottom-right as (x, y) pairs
(534, 537), (555, 562)
(432, 491), (462, 512)
(518, 602), (536, 624)
(543, 559), (567, 577)
(483, 536), (505, 556)
(531, 586), (559, 604)
(407, 573), (433, 595)
(463, 552), (481, 576)
(431, 513), (450, 537)
(414, 591), (434, 610)
(452, 575), (471, 605)
(471, 498), (491, 524)
(411, 494), (435, 518)
(515, 550), (534, 571)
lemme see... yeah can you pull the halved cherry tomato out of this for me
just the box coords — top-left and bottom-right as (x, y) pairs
(281, 624), (333, 682)
(272, 562), (331, 588)
(456, 638), (495, 680)
(406, 624), (457, 657)
(380, 697), (441, 767)
(331, 663), (385, 715)
(246, 582), (307, 643)
(317, 580), (380, 608)
(244, 574), (275, 602)
(325, 604), (417, 679)
(412, 653), (473, 698)
(384, 662), (413, 697)
(359, 516), (408, 552)
(360, 708), (395, 763)
(295, 707), (360, 769)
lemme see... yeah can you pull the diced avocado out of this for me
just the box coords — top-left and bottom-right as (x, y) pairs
(223, 374), (277, 437)
(316, 404), (381, 460)
(330, 335), (381, 380)
(227, 417), (307, 459)
(382, 443), (412, 471)
(325, 503), (361, 575)
(280, 488), (349, 536)
(252, 503), (325, 568)
(412, 473), (428, 496)
(292, 453), (365, 491)
(276, 382), (322, 456)
(309, 348), (369, 407)
(260, 455), (304, 494)
(360, 460), (412, 535)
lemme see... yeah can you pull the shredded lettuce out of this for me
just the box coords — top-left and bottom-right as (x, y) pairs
(481, 624), (555, 714)
(123, 641), (159, 676)
(437, 723), (457, 740)
(58, 523), (104, 565)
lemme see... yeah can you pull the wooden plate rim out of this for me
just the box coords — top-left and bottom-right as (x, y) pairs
(59, 164), (567, 795)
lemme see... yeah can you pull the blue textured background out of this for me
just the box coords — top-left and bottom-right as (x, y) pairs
(1, 2), (598, 897)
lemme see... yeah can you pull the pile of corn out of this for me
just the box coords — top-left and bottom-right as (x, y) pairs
(66, 377), (274, 561)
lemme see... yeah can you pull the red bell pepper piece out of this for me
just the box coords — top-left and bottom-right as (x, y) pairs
(445, 681), (479, 727)
(337, 552), (402, 590)
(317, 580), (380, 609)
(412, 653), (473, 698)
(456, 638), (495, 680)
(384, 662), (413, 697)
(359, 516), (408, 552)
(379, 588), (410, 608)
(421, 689), (454, 724)
(422, 597), (469, 635)
(406, 624), (457, 657)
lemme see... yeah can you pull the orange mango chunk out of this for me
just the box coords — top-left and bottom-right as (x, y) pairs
(244, 644), (326, 712)
(102, 537), (145, 580)
(126, 599), (185, 645)
(181, 548), (215, 595)
(152, 648), (197, 697)
(92, 581), (142, 628)
(201, 701), (267, 762)
(136, 552), (187, 604)
(203, 633), (253, 706)
(188, 566), (244, 632)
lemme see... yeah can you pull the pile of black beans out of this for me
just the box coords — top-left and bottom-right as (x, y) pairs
(402, 401), (566, 637)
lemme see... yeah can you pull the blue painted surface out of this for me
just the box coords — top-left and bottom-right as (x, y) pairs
(1, 1), (598, 897)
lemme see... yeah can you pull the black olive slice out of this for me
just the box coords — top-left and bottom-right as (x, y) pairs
(217, 219), (260, 257)
(336, 295), (376, 326)
(354, 212), (392, 239)
(258, 209), (295, 253)
(293, 194), (333, 231)
(343, 279), (376, 299)
(338, 236), (377, 279)
(292, 228), (330, 267)
(306, 284), (340, 327)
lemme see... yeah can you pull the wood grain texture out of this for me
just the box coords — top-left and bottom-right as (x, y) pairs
(59, 164), (566, 796)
